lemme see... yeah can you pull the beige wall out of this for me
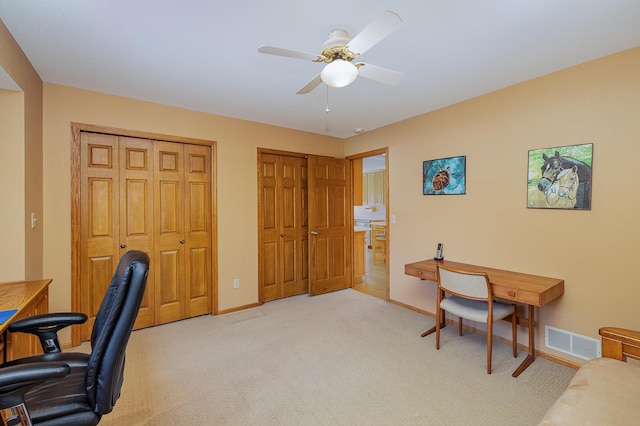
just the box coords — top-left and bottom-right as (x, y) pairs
(42, 84), (344, 320)
(0, 19), (44, 280)
(346, 47), (640, 363)
(0, 89), (25, 281)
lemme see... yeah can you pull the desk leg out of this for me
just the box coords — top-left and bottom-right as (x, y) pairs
(512, 304), (535, 378)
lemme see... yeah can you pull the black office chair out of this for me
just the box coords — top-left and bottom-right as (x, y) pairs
(0, 250), (149, 426)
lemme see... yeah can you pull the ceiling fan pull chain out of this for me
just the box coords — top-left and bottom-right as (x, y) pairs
(325, 85), (330, 113)
(325, 86), (331, 133)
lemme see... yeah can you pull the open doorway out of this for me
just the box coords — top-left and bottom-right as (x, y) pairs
(349, 149), (389, 301)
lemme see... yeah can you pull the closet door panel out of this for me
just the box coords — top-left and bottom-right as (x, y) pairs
(259, 153), (281, 302)
(184, 144), (211, 316)
(80, 132), (120, 341)
(155, 142), (185, 324)
(281, 156), (308, 297)
(158, 249), (181, 318)
(120, 136), (155, 329)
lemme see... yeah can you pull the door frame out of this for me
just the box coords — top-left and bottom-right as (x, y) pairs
(347, 147), (390, 301)
(70, 122), (218, 347)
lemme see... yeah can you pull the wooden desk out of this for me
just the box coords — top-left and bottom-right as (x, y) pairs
(0, 279), (51, 362)
(404, 259), (564, 377)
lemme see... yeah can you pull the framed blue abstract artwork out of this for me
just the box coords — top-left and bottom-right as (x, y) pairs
(423, 155), (466, 195)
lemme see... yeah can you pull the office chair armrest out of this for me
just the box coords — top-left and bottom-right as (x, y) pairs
(8, 313), (88, 332)
(8, 313), (88, 354)
(0, 362), (70, 400)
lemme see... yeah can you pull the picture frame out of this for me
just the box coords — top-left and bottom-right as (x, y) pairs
(423, 155), (466, 195)
(527, 143), (593, 210)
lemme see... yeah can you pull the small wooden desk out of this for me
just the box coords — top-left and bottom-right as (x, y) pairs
(0, 279), (51, 362)
(404, 259), (564, 377)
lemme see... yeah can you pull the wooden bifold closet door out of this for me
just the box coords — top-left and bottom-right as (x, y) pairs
(77, 130), (212, 341)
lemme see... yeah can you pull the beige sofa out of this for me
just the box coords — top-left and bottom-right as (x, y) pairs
(539, 327), (640, 425)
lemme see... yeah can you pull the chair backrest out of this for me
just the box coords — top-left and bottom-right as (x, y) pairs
(86, 250), (149, 415)
(437, 266), (490, 300)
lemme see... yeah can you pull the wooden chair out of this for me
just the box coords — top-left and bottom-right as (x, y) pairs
(370, 223), (387, 265)
(435, 265), (517, 374)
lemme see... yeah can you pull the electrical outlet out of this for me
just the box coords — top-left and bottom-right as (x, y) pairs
(233, 278), (240, 289)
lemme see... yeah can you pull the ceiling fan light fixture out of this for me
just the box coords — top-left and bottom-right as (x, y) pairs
(321, 59), (358, 88)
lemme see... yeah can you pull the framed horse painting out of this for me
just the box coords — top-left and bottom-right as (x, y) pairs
(527, 143), (593, 210)
(423, 155), (466, 195)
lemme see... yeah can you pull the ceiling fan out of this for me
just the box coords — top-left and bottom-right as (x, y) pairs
(258, 10), (404, 94)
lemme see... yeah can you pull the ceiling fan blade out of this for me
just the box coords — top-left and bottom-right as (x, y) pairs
(296, 74), (323, 94)
(346, 10), (403, 55)
(258, 45), (321, 61)
(356, 63), (404, 86)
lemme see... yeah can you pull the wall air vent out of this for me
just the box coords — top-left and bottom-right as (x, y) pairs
(545, 326), (601, 360)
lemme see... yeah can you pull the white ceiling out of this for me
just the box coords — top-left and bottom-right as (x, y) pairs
(2, 1), (640, 139)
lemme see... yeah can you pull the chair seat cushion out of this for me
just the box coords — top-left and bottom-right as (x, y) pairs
(440, 296), (514, 323)
(24, 363), (99, 425)
(3, 353), (97, 425)
(18, 362), (100, 425)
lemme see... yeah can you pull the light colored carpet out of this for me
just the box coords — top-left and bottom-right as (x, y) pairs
(96, 289), (574, 425)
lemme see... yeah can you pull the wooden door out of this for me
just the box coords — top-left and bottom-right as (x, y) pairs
(120, 136), (155, 329)
(259, 153), (308, 302)
(74, 126), (215, 345)
(308, 156), (352, 296)
(79, 133), (155, 340)
(79, 132), (122, 340)
(154, 141), (212, 323)
(154, 141), (186, 324)
(183, 144), (212, 317)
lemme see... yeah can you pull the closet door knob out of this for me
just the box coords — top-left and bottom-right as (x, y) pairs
(179, 239), (185, 244)
(120, 244), (126, 249)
